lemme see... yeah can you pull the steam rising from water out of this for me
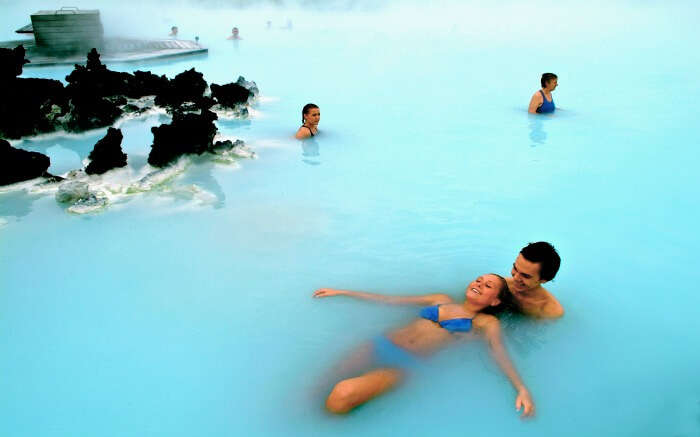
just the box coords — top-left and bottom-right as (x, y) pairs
(3, 0), (694, 52)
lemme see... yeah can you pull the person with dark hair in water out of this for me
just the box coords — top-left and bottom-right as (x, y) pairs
(295, 103), (320, 139)
(313, 274), (535, 416)
(506, 241), (563, 318)
(528, 73), (558, 114)
(227, 27), (242, 40)
(169, 26), (179, 38)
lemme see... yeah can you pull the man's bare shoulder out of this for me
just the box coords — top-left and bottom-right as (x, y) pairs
(531, 285), (564, 318)
(509, 284), (564, 319)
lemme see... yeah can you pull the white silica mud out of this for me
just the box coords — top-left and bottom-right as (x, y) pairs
(2, 135), (255, 214)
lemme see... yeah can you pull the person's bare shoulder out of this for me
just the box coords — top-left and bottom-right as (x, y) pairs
(473, 313), (500, 331)
(295, 127), (311, 140)
(512, 285), (564, 319)
(528, 91), (543, 113)
(540, 286), (564, 318)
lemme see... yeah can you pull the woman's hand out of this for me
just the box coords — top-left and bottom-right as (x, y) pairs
(313, 288), (346, 298)
(515, 387), (535, 417)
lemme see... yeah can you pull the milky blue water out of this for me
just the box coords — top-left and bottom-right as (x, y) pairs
(2, 1), (700, 436)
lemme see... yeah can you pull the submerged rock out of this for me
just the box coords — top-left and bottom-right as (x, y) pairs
(210, 139), (252, 156)
(208, 139), (254, 163)
(56, 181), (90, 203)
(55, 178), (107, 214)
(86, 128), (127, 175)
(121, 96), (157, 116)
(0, 140), (51, 186)
(128, 161), (187, 193)
(148, 109), (218, 167)
(209, 139), (238, 154)
(66, 192), (108, 214)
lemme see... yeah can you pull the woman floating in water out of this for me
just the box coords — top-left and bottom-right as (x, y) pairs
(528, 73), (558, 114)
(313, 274), (535, 416)
(295, 103), (320, 139)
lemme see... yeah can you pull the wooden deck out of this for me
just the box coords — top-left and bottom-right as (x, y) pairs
(0, 37), (207, 66)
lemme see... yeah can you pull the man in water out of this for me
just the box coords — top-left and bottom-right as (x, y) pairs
(506, 241), (564, 318)
(227, 27), (241, 40)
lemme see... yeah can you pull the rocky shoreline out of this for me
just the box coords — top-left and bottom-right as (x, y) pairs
(0, 45), (259, 214)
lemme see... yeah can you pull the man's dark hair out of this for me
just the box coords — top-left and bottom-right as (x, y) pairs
(540, 73), (557, 88)
(520, 241), (560, 281)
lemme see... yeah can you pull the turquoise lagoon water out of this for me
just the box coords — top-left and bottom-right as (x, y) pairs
(1, 1), (700, 436)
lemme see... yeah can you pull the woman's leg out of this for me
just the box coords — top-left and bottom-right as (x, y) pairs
(325, 368), (404, 414)
(312, 342), (374, 397)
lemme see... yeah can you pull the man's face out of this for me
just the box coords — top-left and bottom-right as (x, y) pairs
(510, 254), (545, 293)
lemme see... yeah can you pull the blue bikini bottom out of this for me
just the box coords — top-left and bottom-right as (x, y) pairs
(372, 335), (422, 370)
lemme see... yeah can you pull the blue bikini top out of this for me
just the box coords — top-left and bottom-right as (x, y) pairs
(420, 305), (472, 333)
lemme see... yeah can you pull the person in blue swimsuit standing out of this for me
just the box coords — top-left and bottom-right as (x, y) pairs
(313, 274), (535, 416)
(528, 73), (558, 114)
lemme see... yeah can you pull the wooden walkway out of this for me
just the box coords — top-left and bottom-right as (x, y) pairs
(0, 37), (207, 66)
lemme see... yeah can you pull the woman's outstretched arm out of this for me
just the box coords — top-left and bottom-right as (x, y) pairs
(476, 314), (535, 417)
(313, 288), (453, 306)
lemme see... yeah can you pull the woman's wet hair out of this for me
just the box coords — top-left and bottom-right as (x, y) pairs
(481, 273), (520, 316)
(541, 73), (557, 88)
(302, 103), (319, 124)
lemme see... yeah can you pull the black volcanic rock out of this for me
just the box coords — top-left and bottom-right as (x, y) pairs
(86, 127), (127, 175)
(154, 68), (207, 108)
(210, 82), (252, 108)
(0, 46), (257, 162)
(65, 49), (132, 98)
(64, 94), (122, 132)
(148, 109), (218, 167)
(66, 51), (170, 101)
(0, 45), (29, 81)
(0, 78), (69, 139)
(0, 139), (51, 185)
(62, 50), (126, 132)
(129, 70), (170, 98)
(235, 76), (259, 97)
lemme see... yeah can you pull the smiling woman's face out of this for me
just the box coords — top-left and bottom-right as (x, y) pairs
(464, 274), (502, 307)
